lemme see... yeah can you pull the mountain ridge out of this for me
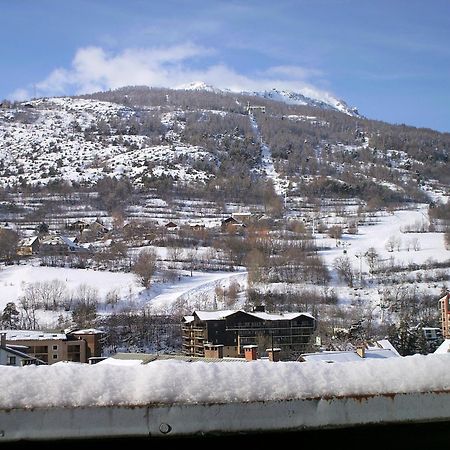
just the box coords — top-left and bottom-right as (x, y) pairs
(178, 81), (360, 117)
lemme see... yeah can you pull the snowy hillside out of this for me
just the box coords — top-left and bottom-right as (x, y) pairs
(0, 97), (215, 187)
(250, 88), (360, 117)
(178, 81), (360, 116)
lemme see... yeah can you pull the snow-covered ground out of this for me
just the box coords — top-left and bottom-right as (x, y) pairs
(0, 262), (247, 325)
(248, 112), (286, 196)
(318, 205), (449, 273)
(0, 265), (141, 311)
(144, 270), (247, 312)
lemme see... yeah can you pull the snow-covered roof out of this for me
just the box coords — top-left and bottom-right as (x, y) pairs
(250, 311), (314, 321)
(1, 330), (67, 341)
(194, 310), (314, 322)
(182, 315), (194, 323)
(18, 236), (39, 247)
(98, 358), (145, 367)
(70, 329), (104, 335)
(2, 345), (45, 363)
(301, 351), (361, 363)
(367, 339), (401, 356)
(194, 310), (237, 321)
(301, 349), (399, 363)
(434, 339), (450, 354)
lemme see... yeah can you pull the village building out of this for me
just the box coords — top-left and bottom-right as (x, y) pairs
(220, 216), (246, 232)
(0, 333), (45, 366)
(66, 219), (90, 232)
(17, 236), (40, 256)
(182, 309), (315, 360)
(39, 235), (88, 256)
(439, 292), (450, 339)
(164, 221), (178, 230)
(0, 329), (103, 364)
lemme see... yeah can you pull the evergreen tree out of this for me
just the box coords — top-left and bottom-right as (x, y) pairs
(1, 302), (20, 329)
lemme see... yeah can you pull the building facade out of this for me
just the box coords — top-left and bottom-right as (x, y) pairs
(0, 333), (45, 366)
(0, 329), (103, 364)
(182, 309), (316, 360)
(439, 292), (450, 339)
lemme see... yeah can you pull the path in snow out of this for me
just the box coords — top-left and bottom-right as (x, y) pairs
(144, 271), (248, 311)
(248, 113), (286, 196)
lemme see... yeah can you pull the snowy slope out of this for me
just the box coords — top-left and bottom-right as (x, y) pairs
(0, 97), (214, 187)
(177, 81), (360, 116)
(251, 88), (360, 117)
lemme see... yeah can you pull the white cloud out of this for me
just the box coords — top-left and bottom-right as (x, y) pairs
(14, 44), (335, 103)
(8, 88), (31, 101)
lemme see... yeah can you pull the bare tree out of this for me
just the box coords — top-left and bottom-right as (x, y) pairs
(385, 235), (396, 252)
(132, 248), (158, 288)
(333, 256), (354, 287)
(365, 247), (379, 275)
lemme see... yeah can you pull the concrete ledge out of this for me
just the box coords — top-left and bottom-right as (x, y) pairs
(1, 391), (450, 442)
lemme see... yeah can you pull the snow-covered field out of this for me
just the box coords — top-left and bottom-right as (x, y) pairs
(0, 262), (247, 325)
(0, 265), (141, 311)
(319, 205), (449, 273)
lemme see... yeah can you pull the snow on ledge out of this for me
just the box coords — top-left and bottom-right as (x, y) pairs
(0, 354), (449, 410)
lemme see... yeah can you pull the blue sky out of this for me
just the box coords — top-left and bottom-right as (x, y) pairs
(2, 0), (450, 132)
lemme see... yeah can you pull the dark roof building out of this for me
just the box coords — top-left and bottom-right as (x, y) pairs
(182, 309), (316, 361)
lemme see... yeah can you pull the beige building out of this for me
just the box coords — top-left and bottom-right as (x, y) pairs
(439, 292), (450, 339)
(0, 329), (103, 364)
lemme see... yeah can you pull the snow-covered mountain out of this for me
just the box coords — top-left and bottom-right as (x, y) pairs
(0, 85), (447, 208)
(178, 81), (360, 117)
(177, 81), (228, 95)
(250, 88), (360, 117)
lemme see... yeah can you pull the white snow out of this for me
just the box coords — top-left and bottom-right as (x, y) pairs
(435, 340), (450, 354)
(248, 112), (286, 196)
(319, 206), (449, 274)
(0, 354), (449, 409)
(145, 271), (247, 312)
(0, 330), (66, 341)
(0, 265), (141, 311)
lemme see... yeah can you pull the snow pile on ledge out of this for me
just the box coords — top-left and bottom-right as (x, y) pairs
(1, 354), (450, 409)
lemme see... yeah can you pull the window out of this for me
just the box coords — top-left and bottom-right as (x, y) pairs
(52, 354), (58, 360)
(7, 356), (16, 366)
(34, 345), (48, 353)
(52, 345), (58, 351)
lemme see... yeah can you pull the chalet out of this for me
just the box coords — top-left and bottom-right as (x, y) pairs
(39, 235), (88, 256)
(85, 219), (110, 238)
(164, 221), (178, 230)
(221, 216), (246, 232)
(17, 236), (40, 256)
(189, 223), (205, 231)
(0, 329), (103, 364)
(66, 219), (90, 232)
(182, 309), (316, 360)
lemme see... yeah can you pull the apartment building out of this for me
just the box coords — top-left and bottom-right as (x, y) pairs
(0, 328), (103, 364)
(182, 309), (316, 360)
